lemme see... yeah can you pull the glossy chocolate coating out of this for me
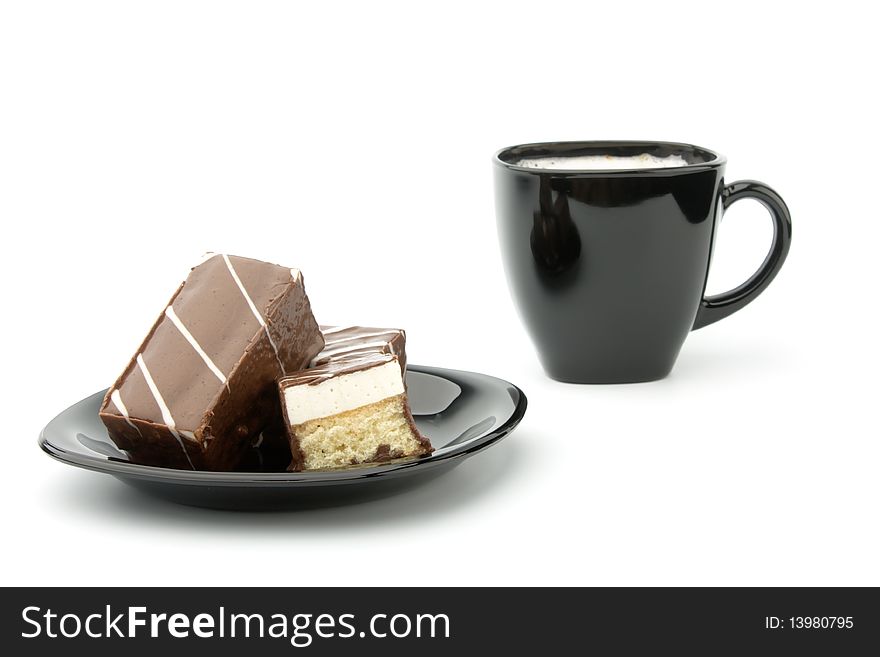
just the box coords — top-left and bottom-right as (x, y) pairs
(312, 325), (407, 373)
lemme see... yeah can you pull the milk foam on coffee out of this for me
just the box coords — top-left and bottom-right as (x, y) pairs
(515, 153), (689, 170)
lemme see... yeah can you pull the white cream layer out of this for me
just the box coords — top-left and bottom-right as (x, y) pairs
(283, 360), (404, 425)
(514, 153), (689, 170)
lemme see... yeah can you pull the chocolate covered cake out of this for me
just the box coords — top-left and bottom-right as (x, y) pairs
(99, 254), (324, 470)
(279, 327), (432, 471)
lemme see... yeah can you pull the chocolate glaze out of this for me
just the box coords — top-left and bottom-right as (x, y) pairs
(99, 254), (324, 470)
(313, 325), (407, 373)
(234, 403), (296, 472)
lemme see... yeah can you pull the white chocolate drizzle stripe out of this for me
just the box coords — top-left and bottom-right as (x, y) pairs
(222, 254), (286, 375)
(316, 340), (397, 359)
(321, 330), (401, 345)
(222, 254), (266, 326)
(136, 353), (195, 470)
(164, 306), (227, 384)
(110, 389), (143, 437)
(319, 325), (351, 335)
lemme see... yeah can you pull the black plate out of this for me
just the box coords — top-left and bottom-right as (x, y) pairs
(39, 365), (527, 510)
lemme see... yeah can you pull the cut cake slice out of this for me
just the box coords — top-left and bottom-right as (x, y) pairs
(279, 327), (432, 471)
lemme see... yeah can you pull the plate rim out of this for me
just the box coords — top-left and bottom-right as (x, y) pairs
(38, 364), (527, 486)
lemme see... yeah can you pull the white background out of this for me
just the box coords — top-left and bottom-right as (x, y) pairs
(1, 0), (877, 586)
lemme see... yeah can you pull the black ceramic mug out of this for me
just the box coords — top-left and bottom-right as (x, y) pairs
(494, 140), (791, 383)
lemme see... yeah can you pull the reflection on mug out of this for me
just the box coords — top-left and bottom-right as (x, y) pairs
(566, 173), (716, 224)
(530, 177), (581, 278)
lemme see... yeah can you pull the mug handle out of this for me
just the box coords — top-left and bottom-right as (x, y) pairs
(692, 180), (792, 330)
